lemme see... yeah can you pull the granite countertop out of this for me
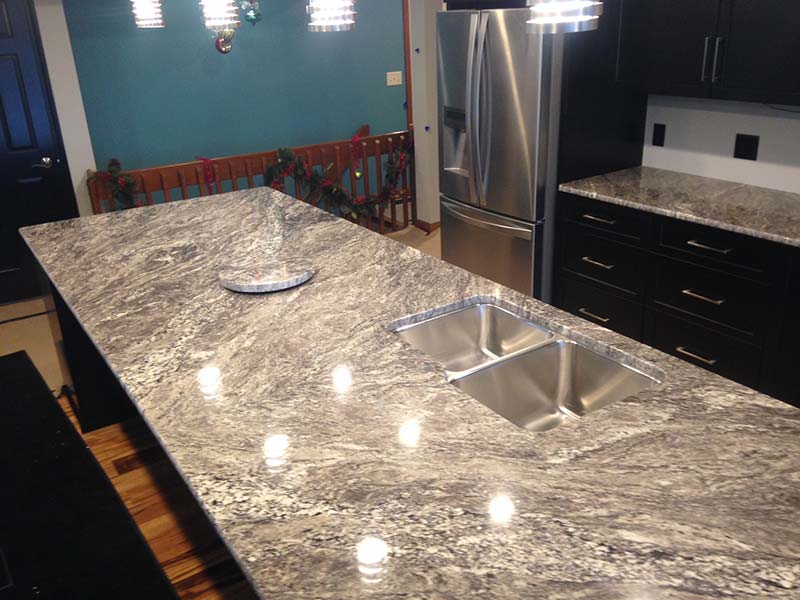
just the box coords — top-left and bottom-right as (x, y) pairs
(22, 189), (800, 598)
(560, 166), (800, 247)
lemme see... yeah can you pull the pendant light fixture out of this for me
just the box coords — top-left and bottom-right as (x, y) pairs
(526, 1), (603, 34)
(199, 0), (240, 53)
(130, 0), (164, 28)
(307, 0), (356, 33)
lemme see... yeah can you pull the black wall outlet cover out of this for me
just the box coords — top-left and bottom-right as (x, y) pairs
(652, 123), (666, 147)
(734, 134), (759, 161)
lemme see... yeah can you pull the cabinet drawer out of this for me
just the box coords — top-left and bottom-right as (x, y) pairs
(658, 218), (781, 282)
(652, 258), (768, 341)
(646, 310), (761, 388)
(562, 226), (646, 297)
(559, 192), (649, 243)
(559, 275), (644, 340)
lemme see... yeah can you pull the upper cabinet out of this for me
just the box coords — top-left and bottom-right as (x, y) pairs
(623, 0), (800, 105)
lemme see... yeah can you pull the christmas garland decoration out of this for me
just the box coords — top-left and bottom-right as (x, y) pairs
(264, 135), (413, 221)
(90, 158), (138, 210)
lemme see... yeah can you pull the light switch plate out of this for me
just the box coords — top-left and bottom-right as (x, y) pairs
(386, 71), (403, 87)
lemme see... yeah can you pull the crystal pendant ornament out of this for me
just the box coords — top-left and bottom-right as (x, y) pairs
(215, 28), (236, 53)
(241, 0), (261, 25)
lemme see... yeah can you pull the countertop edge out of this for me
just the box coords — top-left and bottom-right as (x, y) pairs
(559, 182), (800, 248)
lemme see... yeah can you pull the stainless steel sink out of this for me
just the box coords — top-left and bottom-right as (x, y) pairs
(452, 340), (659, 432)
(393, 301), (660, 432)
(392, 303), (554, 376)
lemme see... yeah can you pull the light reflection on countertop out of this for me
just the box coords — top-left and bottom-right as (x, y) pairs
(488, 494), (515, 525)
(332, 364), (352, 394)
(356, 536), (389, 584)
(398, 418), (421, 448)
(197, 366), (222, 400)
(263, 433), (290, 472)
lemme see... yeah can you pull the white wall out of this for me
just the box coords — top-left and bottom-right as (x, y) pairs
(408, 1), (444, 225)
(33, 0), (96, 217)
(643, 95), (800, 194)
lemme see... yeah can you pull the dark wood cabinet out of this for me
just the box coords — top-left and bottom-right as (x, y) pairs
(639, 0), (720, 98)
(715, 0), (800, 105)
(623, 0), (800, 105)
(555, 192), (798, 407)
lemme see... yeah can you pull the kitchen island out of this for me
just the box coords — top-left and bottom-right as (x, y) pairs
(22, 188), (799, 598)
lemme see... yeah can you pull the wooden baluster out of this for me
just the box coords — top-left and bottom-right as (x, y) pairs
(194, 166), (206, 196)
(158, 170), (170, 202)
(399, 135), (409, 228)
(213, 163), (221, 195)
(245, 160), (254, 189)
(375, 139), (384, 235)
(334, 145), (342, 189)
(320, 147), (329, 211)
(177, 170), (189, 200)
(349, 145), (358, 208)
(360, 142), (371, 230)
(387, 136), (397, 231)
(228, 161), (238, 191)
(141, 175), (153, 206)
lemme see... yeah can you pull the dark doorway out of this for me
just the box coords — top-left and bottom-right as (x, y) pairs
(1, 0), (78, 304)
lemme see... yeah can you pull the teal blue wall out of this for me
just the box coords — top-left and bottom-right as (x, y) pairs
(63, 0), (407, 170)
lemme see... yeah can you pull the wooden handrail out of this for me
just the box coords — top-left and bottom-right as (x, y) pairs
(87, 126), (415, 233)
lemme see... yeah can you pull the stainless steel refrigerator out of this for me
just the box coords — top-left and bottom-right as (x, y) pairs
(437, 8), (562, 299)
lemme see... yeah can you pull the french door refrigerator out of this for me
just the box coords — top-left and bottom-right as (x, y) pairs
(438, 8), (561, 299)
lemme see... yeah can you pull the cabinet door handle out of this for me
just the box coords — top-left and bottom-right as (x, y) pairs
(700, 36), (711, 82)
(675, 346), (717, 366)
(681, 288), (725, 306)
(686, 239), (734, 255)
(578, 308), (610, 324)
(711, 36), (724, 83)
(581, 256), (615, 270)
(581, 213), (616, 226)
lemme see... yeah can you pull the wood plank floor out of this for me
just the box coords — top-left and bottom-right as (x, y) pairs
(58, 397), (258, 600)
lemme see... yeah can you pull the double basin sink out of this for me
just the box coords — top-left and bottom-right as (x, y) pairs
(392, 302), (659, 432)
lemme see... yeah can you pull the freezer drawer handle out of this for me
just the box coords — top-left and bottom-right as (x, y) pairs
(578, 308), (610, 324)
(581, 213), (616, 226)
(681, 288), (725, 306)
(444, 205), (532, 240)
(686, 239), (733, 255)
(581, 256), (615, 270)
(675, 346), (717, 366)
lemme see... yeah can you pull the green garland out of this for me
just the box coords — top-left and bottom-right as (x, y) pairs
(264, 137), (413, 221)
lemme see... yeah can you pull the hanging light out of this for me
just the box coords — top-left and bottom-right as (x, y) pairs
(130, 0), (164, 28)
(307, 0), (356, 33)
(526, 1), (603, 34)
(200, 0), (240, 53)
(200, 0), (240, 30)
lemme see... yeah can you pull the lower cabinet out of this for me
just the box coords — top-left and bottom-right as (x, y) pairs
(645, 309), (761, 388)
(558, 275), (644, 341)
(555, 192), (798, 407)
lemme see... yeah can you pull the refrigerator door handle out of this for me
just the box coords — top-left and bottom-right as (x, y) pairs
(464, 13), (480, 206)
(442, 201), (533, 241)
(473, 13), (489, 207)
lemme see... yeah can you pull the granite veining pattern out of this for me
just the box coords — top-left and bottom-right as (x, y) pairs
(21, 188), (800, 598)
(560, 166), (800, 247)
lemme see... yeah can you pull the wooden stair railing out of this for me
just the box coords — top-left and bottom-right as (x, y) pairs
(87, 126), (415, 234)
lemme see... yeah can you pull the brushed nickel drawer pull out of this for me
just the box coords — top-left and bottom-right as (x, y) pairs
(686, 239), (734, 255)
(681, 288), (725, 306)
(578, 308), (610, 324)
(581, 256), (615, 270)
(582, 213), (616, 226)
(675, 346), (717, 366)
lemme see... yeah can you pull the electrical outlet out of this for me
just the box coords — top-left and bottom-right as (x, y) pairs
(652, 123), (666, 147)
(386, 71), (403, 87)
(734, 133), (759, 161)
